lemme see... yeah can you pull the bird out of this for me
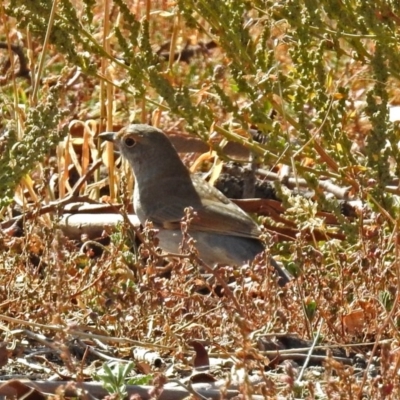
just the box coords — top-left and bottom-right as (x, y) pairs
(99, 124), (291, 286)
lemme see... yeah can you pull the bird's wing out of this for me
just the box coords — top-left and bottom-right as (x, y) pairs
(190, 175), (261, 239)
(147, 175), (261, 240)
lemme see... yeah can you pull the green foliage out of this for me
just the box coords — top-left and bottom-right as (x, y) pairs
(93, 361), (144, 398)
(7, 0), (103, 74)
(304, 298), (317, 322)
(0, 86), (67, 207)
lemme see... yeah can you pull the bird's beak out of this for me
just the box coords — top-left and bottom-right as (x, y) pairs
(99, 132), (116, 142)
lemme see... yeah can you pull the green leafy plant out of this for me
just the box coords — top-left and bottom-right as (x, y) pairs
(93, 361), (151, 398)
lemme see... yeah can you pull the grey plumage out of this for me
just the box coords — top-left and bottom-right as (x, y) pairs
(100, 124), (291, 286)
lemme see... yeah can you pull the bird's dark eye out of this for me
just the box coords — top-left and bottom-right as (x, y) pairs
(124, 137), (136, 147)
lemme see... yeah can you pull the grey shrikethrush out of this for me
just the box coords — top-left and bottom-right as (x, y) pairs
(100, 124), (291, 286)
